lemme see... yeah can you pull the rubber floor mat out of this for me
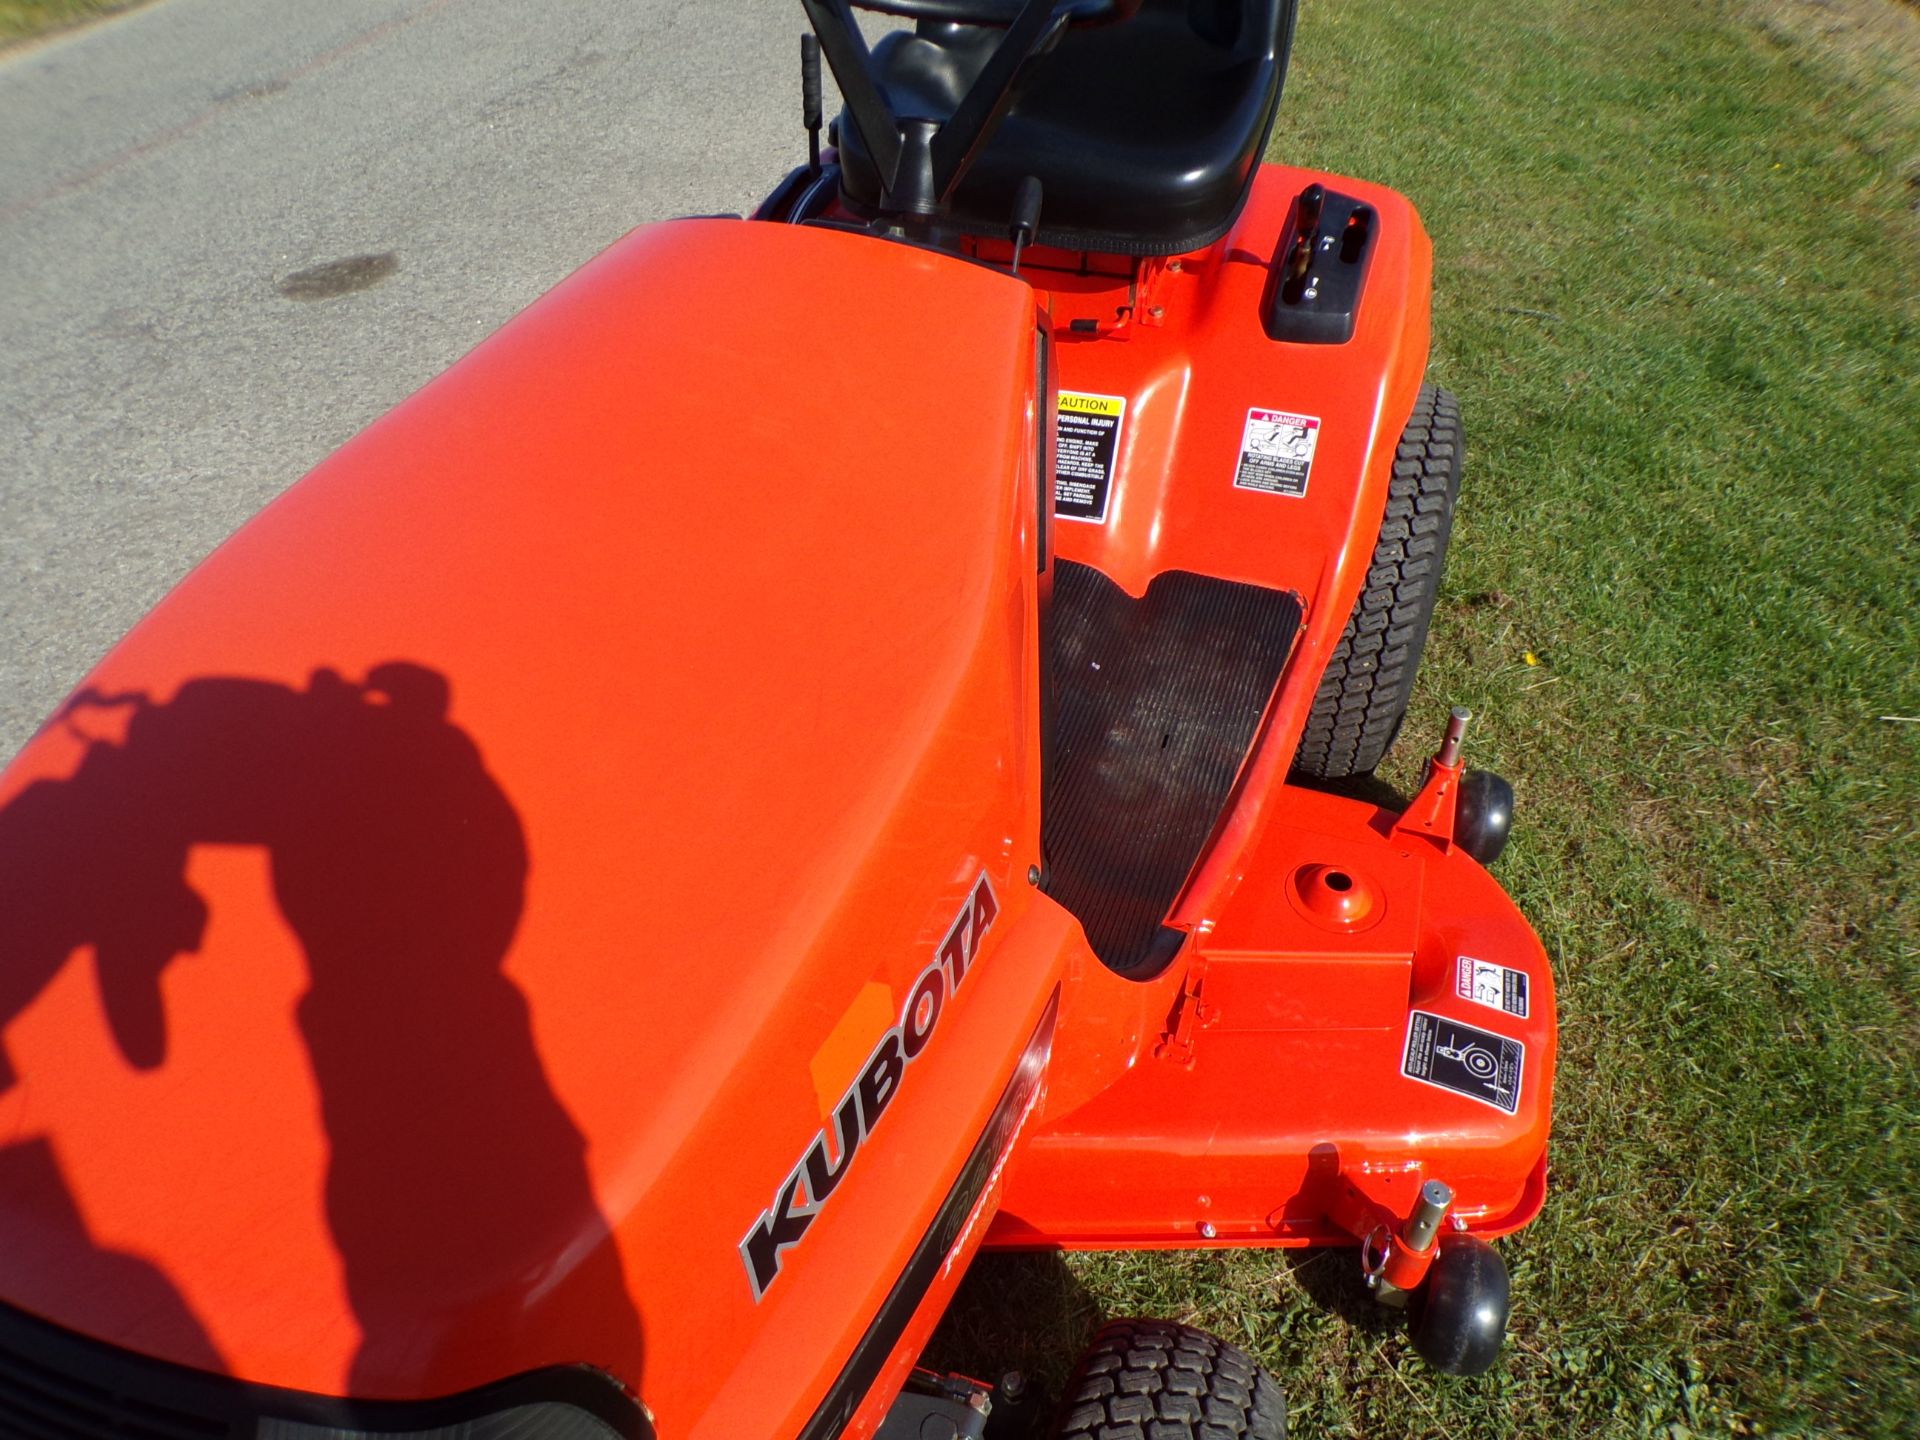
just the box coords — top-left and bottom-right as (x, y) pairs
(1043, 561), (1303, 975)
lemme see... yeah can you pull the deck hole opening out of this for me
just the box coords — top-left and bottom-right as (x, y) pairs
(1325, 870), (1353, 892)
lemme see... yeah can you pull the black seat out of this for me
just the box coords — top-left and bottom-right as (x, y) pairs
(838, 0), (1297, 257)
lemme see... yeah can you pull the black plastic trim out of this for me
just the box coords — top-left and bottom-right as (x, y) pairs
(1262, 183), (1377, 344)
(833, 183), (1256, 261)
(0, 1300), (651, 1439)
(797, 991), (1059, 1440)
(754, 163), (843, 224)
(796, 216), (1026, 281)
(853, 1), (1134, 24)
(753, 163), (818, 222)
(1035, 326), (1053, 575)
(1036, 326), (1058, 825)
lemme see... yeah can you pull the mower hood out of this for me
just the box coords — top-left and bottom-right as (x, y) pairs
(0, 218), (1044, 1413)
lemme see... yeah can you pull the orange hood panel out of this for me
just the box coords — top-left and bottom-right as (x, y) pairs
(0, 218), (1045, 1409)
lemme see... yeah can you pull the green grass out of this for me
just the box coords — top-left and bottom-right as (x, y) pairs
(929, 1), (1920, 1435)
(0, 0), (144, 49)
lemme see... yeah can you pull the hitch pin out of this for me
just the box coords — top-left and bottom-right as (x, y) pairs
(1368, 1180), (1455, 1306)
(1405, 1179), (1455, 1253)
(1436, 706), (1471, 769)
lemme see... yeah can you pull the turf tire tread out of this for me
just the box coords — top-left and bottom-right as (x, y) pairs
(1051, 1320), (1286, 1440)
(1292, 384), (1462, 779)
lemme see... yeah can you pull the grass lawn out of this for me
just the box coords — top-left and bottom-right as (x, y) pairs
(0, 0), (144, 49)
(930, 0), (1919, 1436)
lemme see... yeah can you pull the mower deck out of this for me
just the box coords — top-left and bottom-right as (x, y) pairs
(993, 781), (1555, 1251)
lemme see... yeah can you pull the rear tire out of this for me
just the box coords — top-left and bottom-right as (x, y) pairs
(1051, 1320), (1287, 1440)
(1293, 385), (1462, 780)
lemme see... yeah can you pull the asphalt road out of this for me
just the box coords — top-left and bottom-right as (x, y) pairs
(0, 0), (849, 760)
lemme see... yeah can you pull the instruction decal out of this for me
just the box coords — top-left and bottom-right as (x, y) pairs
(1402, 1010), (1523, 1115)
(1054, 391), (1127, 523)
(1455, 955), (1531, 1019)
(1233, 408), (1320, 497)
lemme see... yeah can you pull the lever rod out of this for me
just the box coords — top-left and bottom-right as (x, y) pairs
(801, 33), (824, 175)
(1010, 176), (1043, 274)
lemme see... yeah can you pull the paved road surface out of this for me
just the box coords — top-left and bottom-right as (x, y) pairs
(1, 0), (843, 759)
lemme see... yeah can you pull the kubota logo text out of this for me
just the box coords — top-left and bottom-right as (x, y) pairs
(739, 872), (1000, 1300)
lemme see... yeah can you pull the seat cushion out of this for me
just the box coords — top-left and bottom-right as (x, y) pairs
(838, 0), (1296, 257)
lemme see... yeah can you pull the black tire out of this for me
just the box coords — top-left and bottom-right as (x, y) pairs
(1051, 1319), (1286, 1440)
(1293, 385), (1462, 780)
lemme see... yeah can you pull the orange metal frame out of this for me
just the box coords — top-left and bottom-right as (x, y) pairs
(811, 164), (1555, 1436)
(0, 164), (1552, 1439)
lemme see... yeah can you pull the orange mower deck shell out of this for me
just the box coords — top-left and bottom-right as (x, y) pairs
(990, 781), (1556, 1251)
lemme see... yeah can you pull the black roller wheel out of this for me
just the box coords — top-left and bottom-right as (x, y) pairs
(1293, 385), (1462, 780)
(1051, 1319), (1286, 1440)
(1408, 1233), (1511, 1375)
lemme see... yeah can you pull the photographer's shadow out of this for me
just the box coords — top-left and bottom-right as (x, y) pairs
(0, 662), (641, 1390)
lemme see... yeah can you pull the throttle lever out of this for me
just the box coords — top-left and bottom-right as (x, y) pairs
(1285, 182), (1326, 286)
(1010, 176), (1043, 275)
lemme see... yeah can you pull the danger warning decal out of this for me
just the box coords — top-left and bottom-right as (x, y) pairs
(1054, 391), (1126, 523)
(1402, 1010), (1524, 1115)
(1233, 408), (1320, 497)
(1455, 955), (1531, 1018)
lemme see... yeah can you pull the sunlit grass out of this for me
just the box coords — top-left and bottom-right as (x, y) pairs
(933, 1), (1919, 1435)
(0, 0), (146, 50)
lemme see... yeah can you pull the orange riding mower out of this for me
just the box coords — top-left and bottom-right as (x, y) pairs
(0, 3), (1551, 1438)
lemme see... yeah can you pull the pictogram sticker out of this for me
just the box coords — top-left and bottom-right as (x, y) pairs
(1054, 391), (1127, 523)
(1402, 1010), (1524, 1114)
(1455, 955), (1531, 1018)
(1233, 408), (1320, 497)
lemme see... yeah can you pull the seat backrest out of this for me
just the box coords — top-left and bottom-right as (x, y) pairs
(838, 0), (1299, 257)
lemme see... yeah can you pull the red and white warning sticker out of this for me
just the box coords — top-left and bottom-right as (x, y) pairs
(1455, 955), (1531, 1018)
(1233, 408), (1320, 497)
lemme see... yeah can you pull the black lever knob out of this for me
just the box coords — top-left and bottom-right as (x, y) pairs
(1012, 176), (1043, 244)
(1297, 182), (1325, 236)
(801, 33), (823, 173)
(1286, 182), (1325, 285)
(1010, 175), (1043, 274)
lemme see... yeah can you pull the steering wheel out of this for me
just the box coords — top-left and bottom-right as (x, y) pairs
(812, 0), (1141, 219)
(851, 1), (1139, 24)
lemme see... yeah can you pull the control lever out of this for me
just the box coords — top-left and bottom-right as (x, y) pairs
(1010, 176), (1043, 275)
(1265, 180), (1377, 345)
(1284, 182), (1325, 288)
(801, 33), (824, 175)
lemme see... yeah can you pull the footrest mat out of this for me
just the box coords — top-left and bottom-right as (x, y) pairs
(1043, 561), (1303, 975)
